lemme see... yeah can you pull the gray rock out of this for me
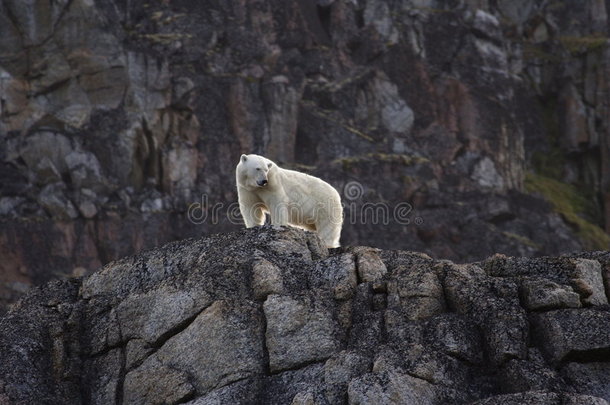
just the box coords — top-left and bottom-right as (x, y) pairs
(37, 183), (79, 219)
(32, 157), (62, 184)
(78, 200), (98, 219)
(82, 348), (122, 405)
(324, 350), (371, 404)
(125, 339), (153, 370)
(262, 363), (326, 405)
(183, 378), (260, 405)
(252, 258), (285, 300)
(290, 391), (320, 405)
(520, 278), (581, 310)
(472, 9), (502, 41)
(470, 391), (561, 405)
(123, 356), (194, 405)
(484, 309), (529, 365)
(376, 77), (414, 134)
(424, 314), (483, 365)
(388, 263), (445, 321)
(571, 259), (608, 306)
(531, 309), (610, 365)
(65, 150), (106, 191)
(364, 0), (399, 45)
(140, 197), (164, 213)
(76, 189), (100, 219)
(495, 0), (534, 25)
(561, 362), (610, 402)
(310, 253), (358, 300)
(354, 247), (388, 283)
(347, 366), (436, 405)
(563, 395), (610, 405)
(262, 80), (301, 164)
(161, 142), (198, 198)
(471, 157), (505, 191)
(499, 348), (565, 393)
(264, 293), (342, 373)
(444, 263), (527, 365)
(471, 391), (610, 405)
(149, 300), (264, 394)
(17, 132), (73, 174)
(559, 84), (589, 152)
(116, 288), (212, 344)
(266, 226), (328, 262)
(0, 197), (25, 216)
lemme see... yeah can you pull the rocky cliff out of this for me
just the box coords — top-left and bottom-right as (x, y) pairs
(1, 1), (610, 309)
(1, 226), (610, 404)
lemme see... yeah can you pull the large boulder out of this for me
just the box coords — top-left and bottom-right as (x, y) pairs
(1, 227), (609, 404)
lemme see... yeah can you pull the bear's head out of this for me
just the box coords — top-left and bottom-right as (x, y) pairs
(236, 154), (274, 189)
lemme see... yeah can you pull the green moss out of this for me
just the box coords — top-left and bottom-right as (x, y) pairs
(530, 149), (565, 179)
(370, 152), (427, 165)
(408, 7), (453, 14)
(530, 95), (568, 179)
(290, 163), (317, 173)
(139, 33), (192, 45)
(522, 43), (562, 63)
(335, 153), (428, 171)
(559, 35), (608, 55)
(501, 231), (542, 250)
(524, 172), (610, 250)
(402, 175), (416, 185)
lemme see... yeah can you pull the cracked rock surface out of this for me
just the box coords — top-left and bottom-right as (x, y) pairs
(1, 226), (610, 404)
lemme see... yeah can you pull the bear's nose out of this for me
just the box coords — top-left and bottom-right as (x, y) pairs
(258, 179), (268, 186)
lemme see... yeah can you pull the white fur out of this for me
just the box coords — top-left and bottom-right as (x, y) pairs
(236, 154), (343, 248)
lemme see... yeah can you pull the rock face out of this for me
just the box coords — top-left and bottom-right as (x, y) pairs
(1, 0), (609, 310)
(1, 226), (610, 404)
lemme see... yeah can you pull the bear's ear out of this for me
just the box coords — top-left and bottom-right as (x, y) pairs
(267, 162), (272, 169)
(241, 154), (248, 163)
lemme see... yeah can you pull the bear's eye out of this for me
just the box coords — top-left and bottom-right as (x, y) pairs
(256, 168), (261, 171)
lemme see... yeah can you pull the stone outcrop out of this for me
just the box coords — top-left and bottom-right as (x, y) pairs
(1, 226), (610, 404)
(1, 1), (609, 310)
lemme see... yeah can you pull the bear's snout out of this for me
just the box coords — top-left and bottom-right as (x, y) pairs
(257, 179), (268, 187)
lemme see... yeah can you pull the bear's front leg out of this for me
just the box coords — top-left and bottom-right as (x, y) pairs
(238, 189), (266, 227)
(268, 199), (290, 226)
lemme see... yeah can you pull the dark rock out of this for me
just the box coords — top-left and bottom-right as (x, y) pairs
(531, 309), (610, 365)
(324, 350), (371, 404)
(0, 196), (25, 216)
(37, 183), (79, 220)
(561, 362), (610, 401)
(262, 363), (326, 405)
(0, 227), (609, 404)
(499, 348), (565, 394)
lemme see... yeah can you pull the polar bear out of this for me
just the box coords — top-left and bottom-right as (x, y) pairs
(236, 154), (343, 248)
